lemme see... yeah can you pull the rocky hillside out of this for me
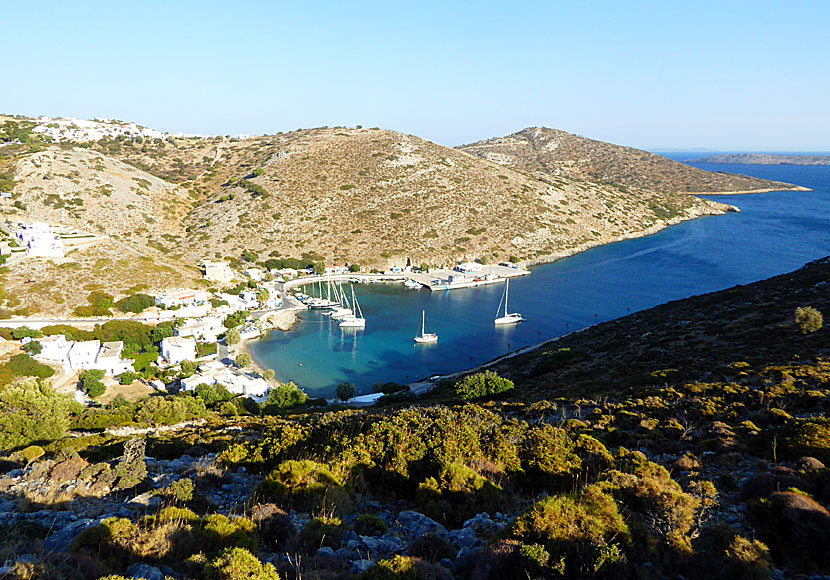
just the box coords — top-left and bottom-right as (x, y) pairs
(458, 127), (807, 194)
(175, 127), (731, 268)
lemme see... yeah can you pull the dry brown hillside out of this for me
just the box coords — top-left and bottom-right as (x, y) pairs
(175, 127), (731, 268)
(458, 127), (805, 194)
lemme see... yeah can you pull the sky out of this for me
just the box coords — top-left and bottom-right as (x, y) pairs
(2, 0), (829, 150)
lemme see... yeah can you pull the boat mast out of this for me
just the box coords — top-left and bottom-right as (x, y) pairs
(504, 279), (509, 316)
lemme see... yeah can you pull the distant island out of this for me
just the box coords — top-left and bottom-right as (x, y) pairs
(691, 153), (830, 166)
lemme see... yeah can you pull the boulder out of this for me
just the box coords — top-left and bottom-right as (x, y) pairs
(43, 518), (98, 552)
(115, 439), (147, 490)
(126, 563), (166, 580)
(397, 510), (448, 540)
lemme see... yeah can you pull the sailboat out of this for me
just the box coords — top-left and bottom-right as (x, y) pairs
(494, 278), (523, 325)
(414, 310), (438, 344)
(328, 282), (353, 319)
(339, 285), (366, 328)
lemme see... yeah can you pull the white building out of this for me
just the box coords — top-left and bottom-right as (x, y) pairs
(36, 335), (73, 371)
(95, 342), (134, 376)
(161, 336), (197, 365)
(180, 367), (269, 397)
(456, 262), (483, 274)
(16, 222), (64, 258)
(67, 340), (101, 371)
(176, 316), (224, 343)
(243, 268), (264, 281)
(203, 260), (235, 283)
(277, 268), (297, 280)
(155, 289), (209, 309)
(324, 266), (348, 275)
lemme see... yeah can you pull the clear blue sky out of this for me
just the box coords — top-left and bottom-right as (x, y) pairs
(3, 1), (828, 150)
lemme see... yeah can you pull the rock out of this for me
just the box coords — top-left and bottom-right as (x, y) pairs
(796, 457), (826, 472)
(352, 559), (374, 574)
(127, 492), (161, 508)
(449, 527), (478, 548)
(463, 513), (498, 537)
(126, 563), (166, 580)
(334, 547), (359, 561)
(673, 454), (701, 471)
(115, 439), (147, 490)
(43, 518), (98, 552)
(316, 546), (335, 558)
(49, 457), (89, 484)
(397, 510), (448, 539)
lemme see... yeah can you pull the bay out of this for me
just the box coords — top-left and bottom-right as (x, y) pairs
(249, 158), (830, 397)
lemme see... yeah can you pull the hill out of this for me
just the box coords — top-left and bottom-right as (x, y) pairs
(692, 153), (830, 166)
(458, 127), (808, 194)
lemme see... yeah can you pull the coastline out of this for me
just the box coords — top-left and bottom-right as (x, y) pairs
(685, 185), (811, 195)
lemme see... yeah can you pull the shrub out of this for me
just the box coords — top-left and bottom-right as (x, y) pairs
(779, 417), (830, 464)
(362, 555), (452, 580)
(336, 381), (355, 401)
(10, 327), (43, 339)
(416, 462), (512, 525)
(295, 516), (345, 554)
(508, 485), (630, 578)
(114, 293), (155, 314)
(201, 514), (257, 553)
(118, 371), (139, 385)
(795, 306), (823, 334)
(409, 532), (455, 562)
(257, 459), (351, 514)
(205, 547), (279, 580)
(81, 369), (106, 398)
(6, 354), (55, 379)
(22, 340), (42, 355)
(0, 379), (78, 451)
(354, 514), (388, 536)
(236, 353), (252, 368)
(454, 371), (514, 400)
(520, 426), (582, 490)
(262, 382), (308, 413)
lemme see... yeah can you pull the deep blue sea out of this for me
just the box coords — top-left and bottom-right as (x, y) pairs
(250, 154), (830, 397)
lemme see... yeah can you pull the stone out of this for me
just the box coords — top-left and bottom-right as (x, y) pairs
(397, 510), (448, 539)
(796, 457), (826, 472)
(48, 457), (89, 484)
(463, 513), (498, 537)
(316, 546), (335, 558)
(352, 559), (374, 574)
(43, 518), (98, 552)
(126, 563), (166, 580)
(449, 527), (478, 548)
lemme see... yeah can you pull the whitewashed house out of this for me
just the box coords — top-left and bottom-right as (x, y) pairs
(67, 340), (101, 371)
(36, 335), (73, 371)
(176, 316), (224, 343)
(16, 222), (64, 258)
(95, 342), (134, 376)
(161, 336), (197, 365)
(456, 262), (483, 274)
(155, 289), (209, 309)
(243, 268), (264, 281)
(203, 260), (235, 283)
(277, 268), (297, 280)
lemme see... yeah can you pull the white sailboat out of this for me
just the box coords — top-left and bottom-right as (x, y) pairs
(494, 278), (523, 325)
(339, 285), (366, 328)
(328, 282), (353, 318)
(414, 310), (438, 344)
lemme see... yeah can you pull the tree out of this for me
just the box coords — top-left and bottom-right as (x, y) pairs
(180, 360), (198, 375)
(226, 328), (241, 347)
(0, 379), (80, 451)
(795, 306), (823, 334)
(81, 369), (106, 398)
(23, 341), (42, 355)
(263, 369), (275, 381)
(263, 381), (308, 413)
(118, 371), (138, 385)
(348, 264), (361, 272)
(236, 353), (252, 368)
(313, 261), (325, 275)
(115, 293), (155, 314)
(454, 370), (514, 400)
(336, 381), (355, 402)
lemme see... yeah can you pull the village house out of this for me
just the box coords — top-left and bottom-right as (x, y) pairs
(175, 316), (224, 343)
(455, 262), (483, 274)
(160, 336), (197, 365)
(95, 342), (134, 376)
(15, 222), (64, 258)
(155, 289), (209, 309)
(203, 260), (235, 283)
(324, 266), (348, 276)
(276, 268), (297, 280)
(243, 267), (264, 281)
(67, 340), (101, 371)
(36, 335), (73, 371)
(180, 367), (269, 398)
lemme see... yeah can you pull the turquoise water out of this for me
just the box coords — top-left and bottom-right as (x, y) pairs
(249, 159), (830, 397)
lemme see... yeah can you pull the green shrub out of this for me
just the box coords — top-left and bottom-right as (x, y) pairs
(795, 306), (823, 334)
(235, 353), (252, 368)
(81, 369), (106, 398)
(354, 514), (388, 536)
(416, 462), (512, 525)
(779, 417), (830, 464)
(114, 293), (155, 314)
(22, 340), (42, 355)
(361, 555), (451, 580)
(257, 459), (351, 514)
(336, 381), (355, 401)
(295, 516), (345, 554)
(205, 547), (279, 580)
(6, 354), (55, 379)
(0, 379), (79, 451)
(508, 485), (630, 577)
(454, 370), (514, 400)
(201, 514), (257, 553)
(520, 425), (582, 490)
(118, 371), (139, 385)
(10, 327), (43, 339)
(262, 382), (308, 413)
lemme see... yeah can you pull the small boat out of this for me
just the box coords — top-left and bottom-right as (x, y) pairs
(339, 285), (366, 328)
(494, 278), (523, 325)
(404, 278), (423, 290)
(414, 310), (438, 344)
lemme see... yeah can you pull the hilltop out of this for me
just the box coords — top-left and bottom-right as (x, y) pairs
(693, 153), (830, 166)
(458, 127), (808, 194)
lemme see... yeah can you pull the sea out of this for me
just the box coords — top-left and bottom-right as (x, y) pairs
(248, 154), (830, 398)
